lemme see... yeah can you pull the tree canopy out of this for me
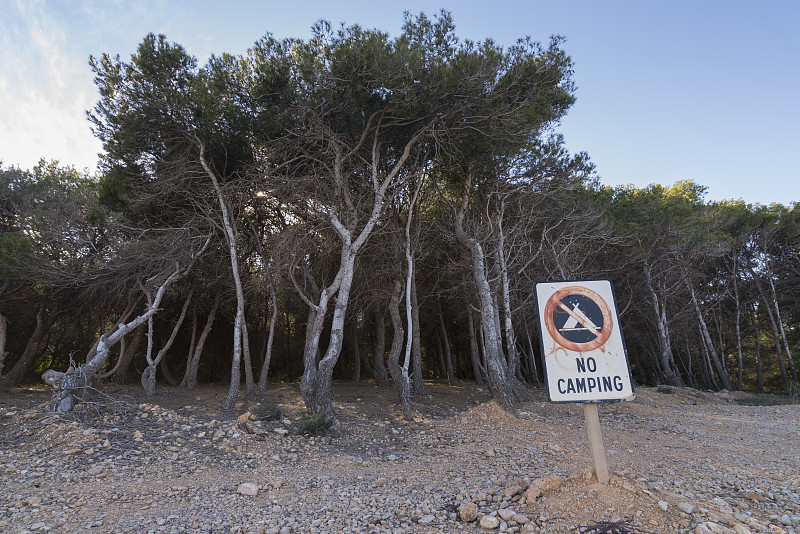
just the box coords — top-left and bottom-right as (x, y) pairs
(1, 11), (798, 414)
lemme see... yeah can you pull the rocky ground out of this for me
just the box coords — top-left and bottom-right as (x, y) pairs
(1, 382), (798, 534)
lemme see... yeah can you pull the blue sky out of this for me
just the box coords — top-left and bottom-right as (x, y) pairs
(1, 0), (798, 205)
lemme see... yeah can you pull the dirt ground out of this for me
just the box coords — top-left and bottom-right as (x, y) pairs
(1, 381), (798, 534)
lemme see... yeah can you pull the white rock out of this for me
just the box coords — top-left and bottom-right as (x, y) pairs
(696, 522), (735, 534)
(658, 500), (669, 511)
(418, 514), (435, 524)
(480, 515), (501, 530)
(237, 483), (259, 496)
(679, 502), (696, 514)
(497, 508), (516, 521)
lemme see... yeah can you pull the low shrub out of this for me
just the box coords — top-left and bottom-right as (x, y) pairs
(293, 409), (334, 436)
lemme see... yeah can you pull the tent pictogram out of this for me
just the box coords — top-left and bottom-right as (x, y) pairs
(543, 286), (613, 353)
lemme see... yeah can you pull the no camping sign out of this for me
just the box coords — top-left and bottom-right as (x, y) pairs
(534, 279), (634, 403)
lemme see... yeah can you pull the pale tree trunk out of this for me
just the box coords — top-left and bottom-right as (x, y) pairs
(299, 281), (335, 412)
(142, 289), (192, 396)
(468, 310), (487, 386)
(402, 209), (417, 401)
(387, 280), (412, 419)
(496, 203), (521, 380)
(493, 299), (528, 400)
(765, 300), (789, 391)
(96, 323), (143, 382)
(182, 296), (219, 390)
(43, 245), (204, 411)
(714, 310), (728, 377)
(0, 314), (7, 375)
(750, 306), (764, 393)
(196, 140), (248, 412)
(298, 129), (427, 416)
(454, 172), (513, 410)
(372, 308), (389, 387)
(300, 309), (320, 406)
(754, 281), (789, 391)
(258, 283), (278, 393)
(688, 282), (732, 391)
(732, 258), (744, 391)
(310, 251), (357, 415)
(491, 293), (505, 366)
(644, 264), (683, 386)
(402, 175), (426, 396)
(0, 302), (58, 391)
(767, 276), (798, 381)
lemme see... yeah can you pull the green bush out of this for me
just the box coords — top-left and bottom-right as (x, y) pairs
(293, 409), (334, 436)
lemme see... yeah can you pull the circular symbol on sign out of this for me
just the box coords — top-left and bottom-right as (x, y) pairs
(543, 286), (613, 353)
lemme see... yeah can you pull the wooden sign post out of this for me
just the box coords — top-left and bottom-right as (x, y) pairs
(582, 402), (609, 484)
(534, 279), (634, 484)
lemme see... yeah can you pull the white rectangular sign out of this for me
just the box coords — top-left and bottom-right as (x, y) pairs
(534, 279), (634, 403)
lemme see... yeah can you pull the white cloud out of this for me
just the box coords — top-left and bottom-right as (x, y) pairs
(0, 0), (102, 171)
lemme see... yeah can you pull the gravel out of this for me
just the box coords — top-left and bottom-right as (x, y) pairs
(0, 384), (797, 534)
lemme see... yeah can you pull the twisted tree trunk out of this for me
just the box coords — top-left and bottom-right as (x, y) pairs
(387, 280), (411, 419)
(754, 280), (789, 391)
(182, 296), (219, 390)
(43, 246), (203, 411)
(142, 289), (192, 395)
(644, 264), (683, 387)
(196, 140), (247, 412)
(454, 172), (514, 410)
(258, 283), (279, 393)
(693, 291), (729, 391)
(0, 302), (58, 391)
(767, 277), (798, 382)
